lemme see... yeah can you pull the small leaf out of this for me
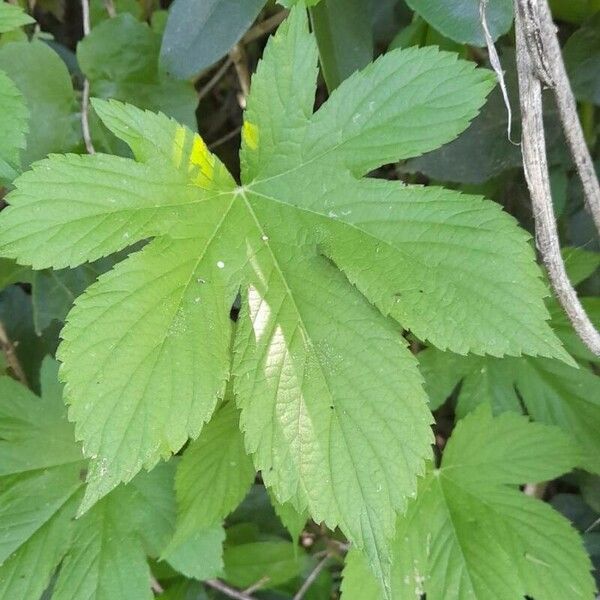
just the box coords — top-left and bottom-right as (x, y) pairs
(0, 359), (178, 599)
(0, 41), (79, 168)
(419, 346), (600, 473)
(562, 247), (600, 287)
(441, 404), (581, 485)
(342, 407), (595, 600)
(270, 493), (308, 544)
(0, 258), (31, 290)
(223, 541), (308, 589)
(564, 13), (600, 105)
(0, 359), (83, 598)
(164, 525), (225, 581)
(0, 2), (35, 33)
(163, 399), (255, 577)
(0, 70), (28, 183)
(405, 0), (513, 46)
(160, 0), (266, 79)
(31, 254), (126, 334)
(52, 464), (176, 600)
(309, 0), (373, 90)
(78, 14), (198, 134)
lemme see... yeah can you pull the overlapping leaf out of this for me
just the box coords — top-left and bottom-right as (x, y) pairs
(78, 13), (198, 139)
(341, 406), (595, 599)
(0, 359), (177, 600)
(0, 2), (34, 33)
(0, 7), (571, 591)
(419, 264), (600, 474)
(0, 40), (80, 169)
(163, 397), (255, 579)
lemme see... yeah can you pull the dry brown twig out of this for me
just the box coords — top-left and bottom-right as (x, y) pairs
(229, 11), (290, 107)
(514, 0), (600, 356)
(102, 0), (116, 18)
(194, 10), (286, 92)
(229, 42), (251, 107)
(205, 578), (257, 600)
(0, 321), (27, 386)
(149, 575), (163, 594)
(523, 482), (548, 498)
(243, 576), (270, 595)
(208, 125), (242, 150)
(80, 0), (116, 154)
(242, 10), (288, 45)
(197, 56), (234, 101)
(293, 555), (331, 600)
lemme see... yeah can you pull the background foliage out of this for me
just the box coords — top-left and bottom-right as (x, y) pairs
(0, 0), (599, 598)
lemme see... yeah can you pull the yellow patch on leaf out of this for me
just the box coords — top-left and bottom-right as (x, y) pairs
(171, 126), (216, 189)
(243, 121), (259, 151)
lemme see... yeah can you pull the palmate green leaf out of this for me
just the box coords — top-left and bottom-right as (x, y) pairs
(0, 69), (28, 183)
(342, 406), (595, 600)
(0, 6), (570, 592)
(0, 359), (178, 600)
(419, 342), (600, 473)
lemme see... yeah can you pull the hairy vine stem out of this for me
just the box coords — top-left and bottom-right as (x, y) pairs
(514, 0), (600, 356)
(523, 0), (600, 232)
